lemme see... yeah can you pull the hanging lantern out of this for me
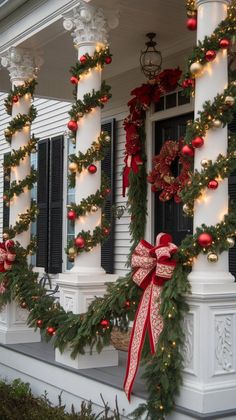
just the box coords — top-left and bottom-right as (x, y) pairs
(140, 33), (162, 80)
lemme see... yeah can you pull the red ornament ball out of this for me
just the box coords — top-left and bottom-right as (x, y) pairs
(70, 76), (79, 85)
(88, 164), (97, 174)
(12, 95), (19, 103)
(125, 300), (130, 308)
(75, 236), (85, 249)
(36, 319), (43, 328)
(191, 136), (204, 148)
(207, 179), (218, 190)
(205, 50), (216, 62)
(67, 210), (76, 221)
(105, 56), (112, 64)
(47, 326), (56, 336)
(67, 120), (78, 132)
(103, 227), (110, 236)
(219, 38), (230, 49)
(80, 55), (87, 64)
(103, 188), (111, 196)
(100, 95), (109, 103)
(197, 233), (213, 248)
(100, 319), (110, 328)
(181, 144), (194, 157)
(186, 17), (197, 31)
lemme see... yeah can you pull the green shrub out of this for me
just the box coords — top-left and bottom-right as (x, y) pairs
(0, 379), (121, 419)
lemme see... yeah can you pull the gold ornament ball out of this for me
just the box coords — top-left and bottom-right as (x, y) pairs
(3, 233), (9, 240)
(212, 119), (222, 128)
(68, 162), (77, 172)
(225, 96), (235, 107)
(4, 129), (11, 136)
(201, 159), (210, 168)
(71, 138), (76, 145)
(207, 252), (218, 263)
(68, 247), (76, 256)
(183, 203), (193, 216)
(226, 237), (235, 248)
(190, 62), (203, 77)
(105, 135), (110, 142)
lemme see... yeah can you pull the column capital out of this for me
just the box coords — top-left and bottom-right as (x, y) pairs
(63, 1), (109, 47)
(1, 47), (43, 84)
(196, 0), (230, 7)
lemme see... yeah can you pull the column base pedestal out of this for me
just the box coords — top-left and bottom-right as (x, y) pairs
(55, 345), (118, 369)
(56, 272), (119, 369)
(0, 302), (40, 344)
(172, 281), (236, 419)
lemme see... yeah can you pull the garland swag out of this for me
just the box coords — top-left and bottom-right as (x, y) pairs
(0, 3), (236, 420)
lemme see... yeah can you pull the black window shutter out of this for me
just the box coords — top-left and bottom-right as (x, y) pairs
(101, 119), (116, 274)
(229, 114), (236, 279)
(48, 136), (64, 274)
(3, 153), (10, 229)
(36, 139), (50, 270)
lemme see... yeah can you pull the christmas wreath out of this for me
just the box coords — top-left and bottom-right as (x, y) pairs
(147, 139), (192, 202)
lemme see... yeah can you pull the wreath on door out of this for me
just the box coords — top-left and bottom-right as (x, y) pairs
(147, 138), (192, 202)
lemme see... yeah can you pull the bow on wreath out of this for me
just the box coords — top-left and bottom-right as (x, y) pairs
(124, 233), (177, 400)
(0, 239), (16, 272)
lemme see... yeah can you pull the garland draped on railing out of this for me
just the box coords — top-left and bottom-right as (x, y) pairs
(0, 3), (236, 420)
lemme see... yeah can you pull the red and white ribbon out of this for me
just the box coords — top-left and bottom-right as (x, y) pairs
(124, 233), (177, 400)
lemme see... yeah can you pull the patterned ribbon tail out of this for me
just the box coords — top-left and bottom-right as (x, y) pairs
(123, 281), (163, 400)
(123, 234), (177, 401)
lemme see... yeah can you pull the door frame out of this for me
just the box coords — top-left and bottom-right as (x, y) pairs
(145, 96), (194, 245)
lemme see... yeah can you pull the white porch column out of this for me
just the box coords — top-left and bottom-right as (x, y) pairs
(56, 3), (118, 369)
(171, 2), (236, 419)
(189, 0), (233, 284)
(0, 47), (40, 344)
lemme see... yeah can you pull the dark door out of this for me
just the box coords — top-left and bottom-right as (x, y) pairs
(229, 114), (236, 279)
(154, 113), (193, 245)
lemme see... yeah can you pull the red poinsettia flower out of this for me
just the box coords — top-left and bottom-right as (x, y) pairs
(157, 68), (182, 93)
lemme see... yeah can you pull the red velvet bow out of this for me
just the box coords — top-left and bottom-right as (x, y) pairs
(122, 154), (143, 197)
(124, 233), (177, 400)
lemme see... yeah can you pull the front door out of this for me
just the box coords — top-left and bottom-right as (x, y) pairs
(154, 113), (193, 245)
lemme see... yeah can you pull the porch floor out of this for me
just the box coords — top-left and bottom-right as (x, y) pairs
(0, 340), (148, 400)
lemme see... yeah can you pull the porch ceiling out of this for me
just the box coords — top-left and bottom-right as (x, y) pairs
(0, 0), (194, 100)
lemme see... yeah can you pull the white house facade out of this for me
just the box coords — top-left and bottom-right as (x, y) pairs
(0, 0), (236, 419)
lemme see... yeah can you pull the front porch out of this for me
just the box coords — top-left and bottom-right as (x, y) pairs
(0, 0), (236, 419)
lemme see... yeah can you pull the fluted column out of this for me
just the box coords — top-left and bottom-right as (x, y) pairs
(1, 47), (40, 248)
(63, 3), (108, 274)
(0, 47), (41, 344)
(189, 0), (233, 284)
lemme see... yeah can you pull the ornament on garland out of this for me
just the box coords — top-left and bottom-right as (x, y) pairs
(226, 237), (235, 248)
(80, 55), (87, 64)
(207, 252), (218, 263)
(219, 38), (230, 49)
(70, 76), (79, 85)
(12, 95), (19, 103)
(67, 210), (76, 221)
(36, 319), (43, 328)
(225, 96), (235, 107)
(148, 139), (192, 202)
(205, 50), (216, 62)
(197, 232), (213, 248)
(105, 56), (112, 64)
(100, 319), (110, 328)
(67, 120), (78, 132)
(46, 326), (56, 336)
(181, 144), (194, 157)
(75, 236), (85, 249)
(186, 17), (197, 31)
(124, 233), (177, 400)
(88, 164), (97, 174)
(191, 136), (204, 148)
(0, 239), (16, 272)
(207, 179), (218, 190)
(190, 62), (203, 77)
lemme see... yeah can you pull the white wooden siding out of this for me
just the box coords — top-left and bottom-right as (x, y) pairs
(0, 93), (130, 275)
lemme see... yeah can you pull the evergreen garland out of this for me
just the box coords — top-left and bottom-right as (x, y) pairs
(1, 6), (236, 420)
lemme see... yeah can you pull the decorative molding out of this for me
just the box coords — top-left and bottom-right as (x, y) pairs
(15, 305), (28, 323)
(215, 315), (233, 373)
(65, 295), (74, 312)
(182, 314), (194, 371)
(63, 1), (109, 46)
(1, 47), (43, 83)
